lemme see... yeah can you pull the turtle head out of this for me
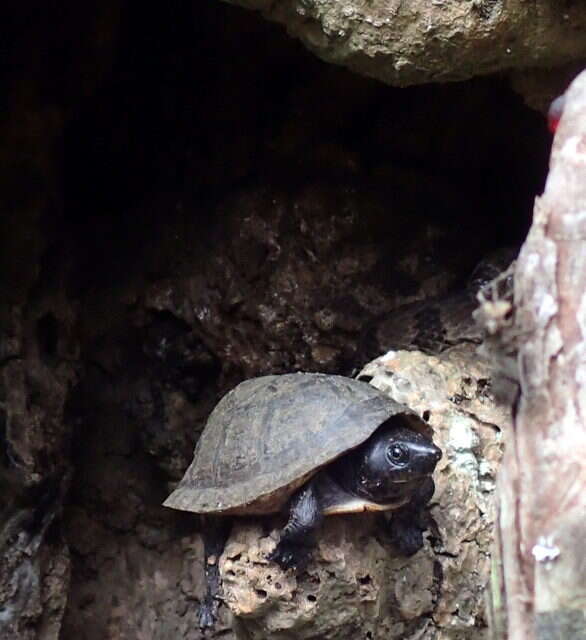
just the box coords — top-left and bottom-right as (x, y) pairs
(352, 420), (442, 503)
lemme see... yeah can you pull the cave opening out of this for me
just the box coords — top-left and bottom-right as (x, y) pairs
(61, 0), (550, 297)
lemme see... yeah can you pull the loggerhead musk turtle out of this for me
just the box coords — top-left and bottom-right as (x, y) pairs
(164, 372), (442, 626)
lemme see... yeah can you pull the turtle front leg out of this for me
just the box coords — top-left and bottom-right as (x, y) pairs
(388, 476), (436, 557)
(199, 517), (231, 629)
(268, 481), (323, 571)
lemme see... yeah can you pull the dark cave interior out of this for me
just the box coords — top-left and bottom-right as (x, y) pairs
(60, 1), (548, 294)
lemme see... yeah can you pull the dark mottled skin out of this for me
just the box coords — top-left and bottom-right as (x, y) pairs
(199, 518), (230, 628)
(268, 422), (441, 569)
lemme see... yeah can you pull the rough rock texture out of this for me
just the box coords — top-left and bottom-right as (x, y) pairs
(0, 2), (121, 637)
(359, 247), (517, 362)
(0, 316), (76, 640)
(362, 346), (510, 636)
(222, 518), (436, 640)
(220, 343), (511, 638)
(485, 69), (586, 640)
(223, 0), (586, 87)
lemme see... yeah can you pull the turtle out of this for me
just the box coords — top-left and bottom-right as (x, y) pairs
(164, 372), (442, 627)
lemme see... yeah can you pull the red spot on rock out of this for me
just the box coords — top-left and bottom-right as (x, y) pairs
(548, 94), (566, 134)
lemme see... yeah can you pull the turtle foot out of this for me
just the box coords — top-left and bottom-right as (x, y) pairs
(198, 596), (218, 629)
(268, 541), (311, 571)
(390, 516), (424, 557)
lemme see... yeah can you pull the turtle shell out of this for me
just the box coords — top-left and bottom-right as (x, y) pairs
(164, 372), (418, 515)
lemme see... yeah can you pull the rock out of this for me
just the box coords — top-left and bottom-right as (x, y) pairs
(221, 518), (434, 640)
(361, 345), (510, 635)
(223, 0), (586, 87)
(0, 305), (77, 640)
(0, 3), (121, 634)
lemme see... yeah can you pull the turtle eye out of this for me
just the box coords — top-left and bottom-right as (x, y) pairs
(387, 444), (409, 465)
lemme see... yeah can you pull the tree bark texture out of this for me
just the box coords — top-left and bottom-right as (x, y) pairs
(493, 69), (586, 640)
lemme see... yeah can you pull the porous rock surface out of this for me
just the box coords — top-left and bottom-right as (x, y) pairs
(222, 519), (435, 640)
(223, 0), (586, 87)
(220, 343), (511, 639)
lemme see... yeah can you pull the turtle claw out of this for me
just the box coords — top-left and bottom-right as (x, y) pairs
(198, 594), (220, 631)
(198, 596), (219, 629)
(268, 541), (311, 571)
